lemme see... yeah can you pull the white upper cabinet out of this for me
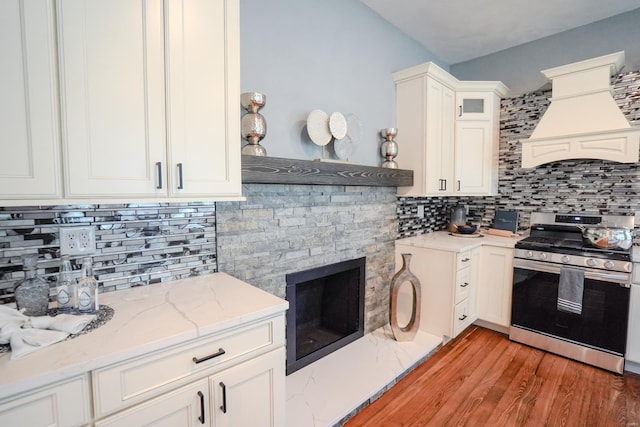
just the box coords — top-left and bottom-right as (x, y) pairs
(0, 0), (61, 202)
(393, 62), (507, 197)
(1, 0), (242, 205)
(58, 0), (167, 198)
(455, 92), (493, 121)
(165, 0), (241, 198)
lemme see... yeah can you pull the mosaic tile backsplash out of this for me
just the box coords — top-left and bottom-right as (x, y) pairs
(397, 69), (640, 238)
(0, 203), (216, 305)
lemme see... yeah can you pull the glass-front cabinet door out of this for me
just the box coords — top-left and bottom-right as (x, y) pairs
(455, 92), (494, 120)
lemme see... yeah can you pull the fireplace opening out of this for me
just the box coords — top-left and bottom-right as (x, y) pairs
(285, 257), (365, 375)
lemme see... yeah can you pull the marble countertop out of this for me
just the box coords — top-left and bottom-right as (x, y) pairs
(0, 273), (288, 402)
(396, 230), (523, 252)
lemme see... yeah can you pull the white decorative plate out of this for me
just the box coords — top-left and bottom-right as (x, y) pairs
(334, 135), (353, 161)
(329, 112), (347, 139)
(345, 113), (361, 145)
(306, 110), (332, 146)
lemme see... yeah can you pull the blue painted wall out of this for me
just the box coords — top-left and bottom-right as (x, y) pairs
(450, 8), (640, 96)
(240, 0), (444, 166)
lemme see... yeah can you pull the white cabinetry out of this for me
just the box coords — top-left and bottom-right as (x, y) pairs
(627, 284), (640, 365)
(477, 245), (514, 329)
(0, 0), (61, 202)
(92, 315), (285, 425)
(395, 68), (455, 196)
(1, 0), (241, 205)
(59, 0), (241, 201)
(393, 62), (507, 197)
(395, 244), (478, 340)
(96, 349), (284, 427)
(0, 375), (91, 427)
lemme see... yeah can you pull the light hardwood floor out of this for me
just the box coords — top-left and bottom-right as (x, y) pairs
(345, 326), (640, 426)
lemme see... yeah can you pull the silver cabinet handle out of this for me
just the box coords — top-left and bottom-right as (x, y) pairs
(457, 180), (461, 191)
(177, 163), (184, 190)
(458, 105), (462, 117)
(156, 162), (163, 189)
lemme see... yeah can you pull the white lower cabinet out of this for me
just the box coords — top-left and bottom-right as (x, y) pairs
(211, 348), (285, 427)
(0, 375), (91, 427)
(477, 245), (514, 328)
(395, 244), (478, 340)
(96, 348), (285, 427)
(626, 283), (640, 365)
(95, 378), (210, 427)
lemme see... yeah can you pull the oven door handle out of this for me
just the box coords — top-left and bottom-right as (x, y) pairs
(514, 259), (631, 286)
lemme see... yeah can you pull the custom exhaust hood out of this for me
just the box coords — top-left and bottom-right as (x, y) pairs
(521, 51), (640, 168)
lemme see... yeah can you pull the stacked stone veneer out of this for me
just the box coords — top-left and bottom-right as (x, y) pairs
(216, 184), (398, 333)
(398, 69), (640, 238)
(0, 203), (217, 304)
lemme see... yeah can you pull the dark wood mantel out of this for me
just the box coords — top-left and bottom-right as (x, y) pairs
(241, 155), (413, 187)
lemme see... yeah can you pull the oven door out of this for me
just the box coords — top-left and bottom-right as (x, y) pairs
(511, 259), (630, 356)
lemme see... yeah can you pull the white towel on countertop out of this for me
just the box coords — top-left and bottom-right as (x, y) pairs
(0, 305), (96, 360)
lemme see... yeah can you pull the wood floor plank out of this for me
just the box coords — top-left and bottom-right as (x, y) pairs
(345, 327), (640, 427)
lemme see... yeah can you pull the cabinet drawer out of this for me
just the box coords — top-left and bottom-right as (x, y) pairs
(93, 315), (284, 418)
(455, 267), (472, 304)
(453, 300), (472, 337)
(456, 251), (473, 270)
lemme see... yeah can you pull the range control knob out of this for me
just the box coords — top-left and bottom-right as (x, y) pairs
(604, 261), (615, 269)
(586, 258), (598, 267)
(538, 252), (547, 260)
(526, 251), (534, 258)
(561, 255), (571, 263)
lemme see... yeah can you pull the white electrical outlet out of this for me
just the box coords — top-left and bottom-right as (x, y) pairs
(60, 226), (96, 255)
(417, 205), (425, 219)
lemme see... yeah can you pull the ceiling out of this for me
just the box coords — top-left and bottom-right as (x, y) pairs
(360, 0), (640, 64)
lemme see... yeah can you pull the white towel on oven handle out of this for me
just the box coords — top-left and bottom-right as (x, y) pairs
(557, 266), (584, 315)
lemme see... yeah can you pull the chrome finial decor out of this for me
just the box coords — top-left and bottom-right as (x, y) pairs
(241, 92), (267, 156)
(380, 128), (398, 168)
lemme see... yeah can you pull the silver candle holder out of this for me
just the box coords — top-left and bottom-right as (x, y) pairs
(241, 92), (267, 156)
(380, 128), (398, 168)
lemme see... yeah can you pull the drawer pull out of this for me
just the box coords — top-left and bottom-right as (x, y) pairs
(197, 391), (205, 424)
(461, 258), (470, 263)
(458, 314), (468, 321)
(192, 348), (226, 364)
(220, 382), (227, 413)
(460, 282), (470, 288)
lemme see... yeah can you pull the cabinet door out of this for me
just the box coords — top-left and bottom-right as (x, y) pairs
(454, 120), (493, 194)
(211, 348), (285, 427)
(0, 0), (61, 202)
(166, 0), (241, 198)
(95, 379), (209, 427)
(395, 76), (427, 196)
(626, 284), (640, 364)
(0, 376), (91, 427)
(478, 246), (514, 327)
(455, 91), (493, 120)
(58, 0), (167, 198)
(425, 78), (455, 194)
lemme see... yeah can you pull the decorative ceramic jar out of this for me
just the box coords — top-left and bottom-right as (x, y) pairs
(241, 92), (267, 156)
(380, 128), (398, 168)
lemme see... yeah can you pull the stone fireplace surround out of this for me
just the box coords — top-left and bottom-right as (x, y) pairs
(216, 182), (398, 334)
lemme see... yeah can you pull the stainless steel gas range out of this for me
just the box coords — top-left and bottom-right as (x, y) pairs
(510, 212), (634, 374)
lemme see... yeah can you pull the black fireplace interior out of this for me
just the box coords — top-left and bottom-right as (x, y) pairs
(285, 257), (365, 375)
